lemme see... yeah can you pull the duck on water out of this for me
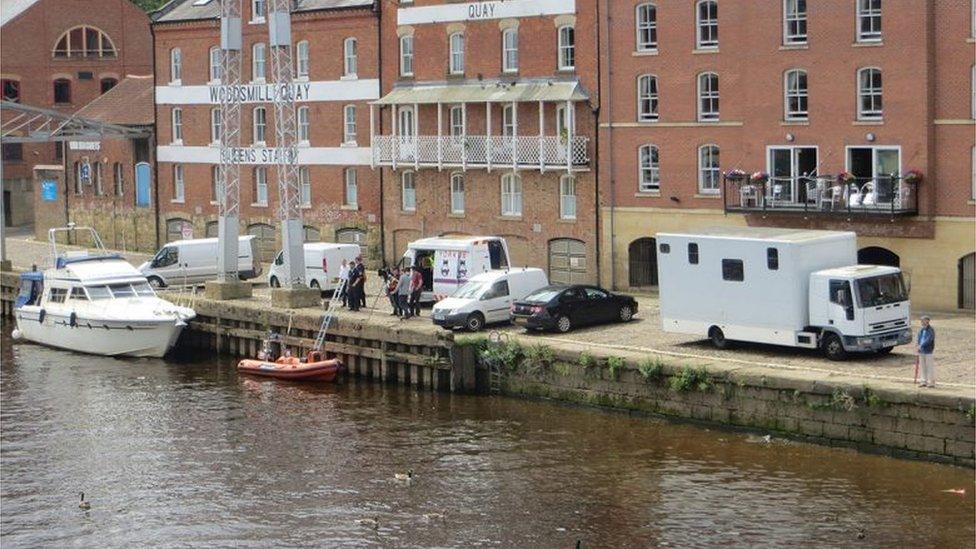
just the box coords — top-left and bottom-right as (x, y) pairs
(12, 226), (195, 358)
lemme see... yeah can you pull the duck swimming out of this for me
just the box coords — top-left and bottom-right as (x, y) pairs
(78, 492), (91, 510)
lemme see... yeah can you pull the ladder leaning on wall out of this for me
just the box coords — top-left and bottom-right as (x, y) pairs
(313, 277), (347, 352)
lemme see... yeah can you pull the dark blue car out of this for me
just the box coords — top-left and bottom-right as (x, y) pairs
(511, 284), (637, 333)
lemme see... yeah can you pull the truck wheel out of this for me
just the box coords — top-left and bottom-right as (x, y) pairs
(618, 306), (634, 322)
(147, 276), (165, 290)
(709, 326), (730, 349)
(465, 313), (485, 332)
(822, 333), (848, 361)
(269, 276), (280, 288)
(556, 315), (572, 333)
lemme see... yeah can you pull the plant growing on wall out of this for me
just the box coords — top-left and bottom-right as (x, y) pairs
(638, 358), (664, 382)
(669, 367), (711, 392)
(606, 356), (625, 380)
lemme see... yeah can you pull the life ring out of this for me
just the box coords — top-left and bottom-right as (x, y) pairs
(69, 312), (77, 327)
(38, 309), (46, 324)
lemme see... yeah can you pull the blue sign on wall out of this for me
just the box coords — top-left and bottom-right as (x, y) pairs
(41, 179), (58, 202)
(135, 162), (151, 208)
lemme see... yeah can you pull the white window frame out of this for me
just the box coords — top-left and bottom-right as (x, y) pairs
(449, 32), (465, 75)
(295, 40), (309, 79)
(252, 43), (266, 82)
(784, 69), (808, 121)
(299, 166), (311, 207)
(209, 46), (221, 83)
(636, 3), (658, 51)
(844, 145), (901, 198)
(639, 144), (660, 192)
(450, 172), (465, 214)
(344, 168), (358, 207)
(298, 106), (310, 143)
(783, 0), (807, 45)
(502, 104), (516, 137)
(697, 72), (719, 122)
(559, 175), (577, 220)
(251, 0), (266, 22)
(211, 165), (222, 205)
(558, 25), (575, 70)
(171, 107), (183, 144)
(170, 48), (182, 84)
(254, 167), (268, 206)
(343, 37), (358, 78)
(343, 105), (357, 145)
(401, 171), (416, 211)
(502, 28), (518, 73)
(856, 0), (882, 43)
(253, 107), (267, 144)
(857, 67), (883, 120)
(210, 107), (222, 145)
(698, 144), (721, 194)
(696, 0), (718, 49)
(173, 164), (185, 203)
(400, 35), (414, 77)
(500, 173), (523, 216)
(450, 106), (465, 138)
(637, 74), (659, 122)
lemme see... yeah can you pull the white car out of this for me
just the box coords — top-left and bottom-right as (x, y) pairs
(431, 268), (549, 331)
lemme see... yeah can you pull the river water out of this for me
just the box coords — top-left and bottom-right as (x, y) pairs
(2, 328), (973, 548)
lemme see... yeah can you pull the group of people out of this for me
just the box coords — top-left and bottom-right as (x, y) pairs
(385, 266), (424, 319)
(337, 257), (367, 311)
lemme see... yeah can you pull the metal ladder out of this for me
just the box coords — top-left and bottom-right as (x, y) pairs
(313, 277), (347, 352)
(487, 331), (506, 395)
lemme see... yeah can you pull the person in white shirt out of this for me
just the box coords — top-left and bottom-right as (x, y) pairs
(337, 259), (350, 307)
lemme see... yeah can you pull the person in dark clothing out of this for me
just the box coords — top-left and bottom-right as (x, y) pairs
(386, 267), (401, 316)
(916, 316), (936, 388)
(348, 258), (365, 311)
(358, 261), (368, 308)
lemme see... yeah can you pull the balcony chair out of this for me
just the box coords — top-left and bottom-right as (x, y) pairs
(822, 184), (844, 211)
(765, 181), (787, 208)
(804, 178), (823, 208)
(861, 181), (877, 207)
(739, 184), (760, 208)
(894, 181), (911, 211)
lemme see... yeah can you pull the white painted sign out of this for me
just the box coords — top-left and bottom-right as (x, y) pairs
(155, 79), (380, 105)
(157, 145), (371, 166)
(69, 141), (101, 151)
(221, 147), (298, 165)
(398, 0), (575, 26)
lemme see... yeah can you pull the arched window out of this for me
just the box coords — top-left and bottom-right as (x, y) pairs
(166, 218), (192, 242)
(629, 238), (658, 287)
(696, 0), (718, 49)
(636, 3), (658, 51)
(501, 173), (522, 216)
(299, 167), (311, 207)
(784, 69), (808, 120)
(450, 172), (465, 214)
(53, 78), (71, 104)
(399, 35), (414, 76)
(170, 48), (182, 83)
(558, 25), (575, 70)
(252, 43), (266, 81)
(857, 67), (882, 120)
(247, 223), (276, 262)
(209, 46), (221, 82)
(637, 74), (659, 121)
(639, 144), (660, 192)
(401, 171), (416, 211)
(502, 28), (518, 72)
(253, 166), (268, 205)
(697, 72), (719, 121)
(857, 247), (900, 267)
(296, 40), (309, 79)
(303, 225), (321, 243)
(100, 78), (117, 94)
(344, 37), (358, 77)
(698, 144), (720, 194)
(449, 32), (465, 75)
(205, 221), (219, 238)
(53, 26), (116, 58)
(344, 168), (358, 207)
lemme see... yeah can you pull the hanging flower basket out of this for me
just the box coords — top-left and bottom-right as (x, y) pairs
(749, 171), (769, 185)
(836, 171), (855, 184)
(904, 169), (923, 184)
(724, 169), (747, 182)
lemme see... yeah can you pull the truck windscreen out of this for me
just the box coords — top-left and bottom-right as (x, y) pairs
(856, 274), (907, 307)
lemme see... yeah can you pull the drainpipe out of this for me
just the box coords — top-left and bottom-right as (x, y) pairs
(150, 22), (161, 250)
(593, 0), (602, 287)
(375, 2), (386, 266)
(601, 0), (617, 290)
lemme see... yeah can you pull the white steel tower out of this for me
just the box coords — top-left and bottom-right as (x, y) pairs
(217, 0), (243, 282)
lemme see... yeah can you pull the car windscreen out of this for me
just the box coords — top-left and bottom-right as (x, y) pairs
(522, 288), (563, 303)
(452, 280), (487, 299)
(855, 273), (907, 307)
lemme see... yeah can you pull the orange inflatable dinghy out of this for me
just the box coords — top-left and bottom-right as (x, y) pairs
(237, 351), (344, 382)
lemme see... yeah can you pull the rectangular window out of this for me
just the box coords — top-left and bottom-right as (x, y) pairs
(251, 0), (266, 21)
(502, 29), (518, 73)
(400, 35), (414, 76)
(450, 106), (464, 138)
(638, 75), (659, 121)
(450, 174), (464, 214)
(698, 145), (720, 194)
(558, 26), (575, 70)
(722, 259), (744, 281)
(767, 248), (779, 270)
(659, 243), (671, 254)
(636, 4), (658, 51)
(209, 47), (222, 82)
(94, 162), (104, 196)
(252, 43), (266, 81)
(449, 33), (465, 74)
(170, 48), (182, 82)
(783, 0), (807, 44)
(344, 38), (358, 77)
(345, 168), (358, 207)
(560, 176), (576, 219)
(49, 288), (67, 303)
(211, 108), (222, 144)
(254, 167), (268, 205)
(639, 145), (660, 191)
(501, 174), (523, 216)
(298, 107), (310, 142)
(784, 70), (808, 120)
(2, 144), (23, 161)
(857, 0), (882, 42)
(253, 107), (266, 144)
(114, 162), (123, 196)
(696, 0), (718, 49)
(173, 164), (185, 202)
(296, 41), (309, 79)
(172, 108), (183, 143)
(299, 167), (311, 207)
(857, 68), (883, 120)
(2, 79), (20, 102)
(211, 165), (223, 204)
(344, 105), (357, 144)
(54, 79), (71, 104)
(502, 105), (516, 137)
(401, 171), (416, 211)
(698, 73), (719, 121)
(829, 279), (853, 307)
(688, 243), (699, 264)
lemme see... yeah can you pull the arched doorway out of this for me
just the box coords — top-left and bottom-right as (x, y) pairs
(336, 227), (366, 245)
(205, 221), (219, 238)
(548, 238), (587, 284)
(165, 218), (191, 243)
(246, 223), (276, 262)
(629, 237), (657, 287)
(960, 253), (975, 310)
(303, 225), (321, 242)
(858, 246), (900, 267)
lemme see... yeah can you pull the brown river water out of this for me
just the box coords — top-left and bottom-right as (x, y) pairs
(1, 327), (973, 547)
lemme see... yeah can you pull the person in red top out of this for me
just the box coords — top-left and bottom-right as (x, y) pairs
(409, 265), (424, 317)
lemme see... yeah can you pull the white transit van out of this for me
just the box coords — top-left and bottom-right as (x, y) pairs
(267, 242), (361, 291)
(431, 268), (549, 331)
(656, 227), (912, 360)
(140, 236), (261, 288)
(399, 236), (512, 303)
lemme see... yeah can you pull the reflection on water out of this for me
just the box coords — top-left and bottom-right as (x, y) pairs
(1, 328), (973, 547)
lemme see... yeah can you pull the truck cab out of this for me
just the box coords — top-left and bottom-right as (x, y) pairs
(809, 266), (912, 359)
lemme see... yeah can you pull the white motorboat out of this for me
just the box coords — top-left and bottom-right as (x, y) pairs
(12, 226), (196, 358)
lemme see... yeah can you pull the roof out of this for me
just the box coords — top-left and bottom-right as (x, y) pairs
(75, 76), (155, 126)
(1, 0), (41, 27)
(374, 80), (589, 105)
(54, 256), (146, 284)
(816, 265), (901, 277)
(657, 227), (856, 243)
(153, 0), (374, 23)
(410, 236), (503, 248)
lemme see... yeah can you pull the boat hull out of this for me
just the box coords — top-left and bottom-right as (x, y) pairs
(13, 308), (186, 358)
(237, 358), (344, 382)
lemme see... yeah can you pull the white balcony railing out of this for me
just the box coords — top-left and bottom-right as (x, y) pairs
(371, 135), (589, 172)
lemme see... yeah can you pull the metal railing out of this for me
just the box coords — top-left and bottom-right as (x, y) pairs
(372, 135), (589, 172)
(723, 175), (919, 216)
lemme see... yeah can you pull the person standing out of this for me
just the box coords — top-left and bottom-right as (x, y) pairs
(359, 260), (368, 309)
(397, 267), (413, 319)
(348, 258), (365, 312)
(337, 259), (350, 308)
(409, 264), (423, 317)
(386, 267), (401, 316)
(917, 316), (936, 388)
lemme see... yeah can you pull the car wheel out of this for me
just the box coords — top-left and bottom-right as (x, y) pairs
(876, 346), (894, 356)
(556, 315), (572, 333)
(709, 326), (730, 350)
(822, 333), (848, 361)
(618, 305), (634, 322)
(269, 276), (280, 288)
(147, 276), (165, 290)
(465, 313), (485, 332)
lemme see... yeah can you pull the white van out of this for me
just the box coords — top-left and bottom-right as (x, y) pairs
(140, 236), (261, 288)
(268, 242), (361, 292)
(399, 236), (511, 303)
(431, 268), (548, 331)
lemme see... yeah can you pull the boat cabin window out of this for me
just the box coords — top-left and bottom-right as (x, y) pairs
(17, 278), (42, 306)
(109, 283), (136, 298)
(69, 287), (89, 301)
(86, 286), (112, 300)
(48, 288), (68, 303)
(487, 240), (508, 269)
(152, 246), (178, 268)
(132, 282), (156, 297)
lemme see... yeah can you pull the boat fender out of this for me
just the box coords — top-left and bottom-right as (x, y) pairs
(11, 328), (22, 340)
(38, 309), (46, 324)
(69, 312), (77, 328)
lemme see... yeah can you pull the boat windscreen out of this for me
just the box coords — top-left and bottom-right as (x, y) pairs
(132, 282), (156, 297)
(108, 283), (136, 298)
(86, 286), (112, 300)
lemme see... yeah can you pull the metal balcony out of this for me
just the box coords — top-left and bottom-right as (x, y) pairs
(371, 135), (589, 172)
(724, 175), (919, 217)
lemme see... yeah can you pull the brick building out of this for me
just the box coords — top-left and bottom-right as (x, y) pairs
(598, 0), (976, 310)
(1, 0), (153, 229)
(151, 0), (381, 263)
(373, 0), (600, 283)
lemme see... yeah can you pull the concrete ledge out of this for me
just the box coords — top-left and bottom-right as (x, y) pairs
(0, 260), (12, 272)
(270, 287), (321, 309)
(204, 280), (253, 300)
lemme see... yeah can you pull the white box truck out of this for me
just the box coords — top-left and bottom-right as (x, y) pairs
(657, 228), (912, 360)
(397, 236), (511, 303)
